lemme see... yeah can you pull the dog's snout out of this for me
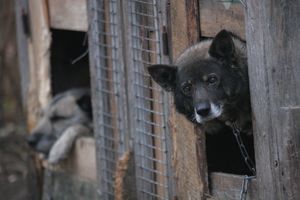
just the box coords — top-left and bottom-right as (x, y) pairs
(27, 134), (40, 147)
(195, 102), (211, 117)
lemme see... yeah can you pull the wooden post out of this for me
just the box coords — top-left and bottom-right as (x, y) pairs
(245, 1), (300, 199)
(168, 0), (208, 199)
(27, 0), (52, 130)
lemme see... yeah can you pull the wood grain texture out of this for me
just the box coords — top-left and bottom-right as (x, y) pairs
(199, 0), (245, 39)
(210, 172), (257, 200)
(27, 0), (52, 130)
(245, 0), (300, 199)
(169, 0), (208, 199)
(15, 0), (30, 106)
(115, 151), (137, 200)
(48, 0), (88, 31)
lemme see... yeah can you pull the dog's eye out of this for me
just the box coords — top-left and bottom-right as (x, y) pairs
(181, 81), (193, 96)
(50, 116), (67, 122)
(207, 74), (219, 85)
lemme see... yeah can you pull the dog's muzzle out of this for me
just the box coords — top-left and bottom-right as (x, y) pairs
(194, 102), (223, 123)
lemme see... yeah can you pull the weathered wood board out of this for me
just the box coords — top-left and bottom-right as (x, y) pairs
(27, 0), (52, 130)
(210, 172), (257, 200)
(48, 0), (88, 31)
(169, 1), (208, 199)
(199, 0), (245, 39)
(246, 0), (300, 199)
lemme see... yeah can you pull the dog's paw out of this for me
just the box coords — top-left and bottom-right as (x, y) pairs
(48, 124), (90, 164)
(47, 138), (70, 164)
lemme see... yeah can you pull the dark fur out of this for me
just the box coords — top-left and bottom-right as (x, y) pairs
(148, 30), (251, 134)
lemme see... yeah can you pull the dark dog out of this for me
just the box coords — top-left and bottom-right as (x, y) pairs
(148, 30), (251, 134)
(27, 88), (93, 164)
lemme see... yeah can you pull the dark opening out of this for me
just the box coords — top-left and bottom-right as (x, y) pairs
(206, 127), (255, 175)
(50, 29), (90, 95)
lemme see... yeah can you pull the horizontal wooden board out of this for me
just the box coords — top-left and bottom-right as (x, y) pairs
(210, 172), (258, 200)
(48, 0), (88, 31)
(199, 0), (245, 39)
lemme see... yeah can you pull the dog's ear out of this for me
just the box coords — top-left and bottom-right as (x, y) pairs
(209, 29), (235, 61)
(147, 64), (177, 92)
(76, 94), (92, 118)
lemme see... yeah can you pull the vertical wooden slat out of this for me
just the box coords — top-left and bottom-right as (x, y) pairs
(16, 1), (51, 199)
(88, 0), (130, 198)
(27, 0), (52, 130)
(245, 0), (300, 199)
(149, 30), (167, 199)
(103, 0), (119, 155)
(168, 0), (208, 199)
(15, 0), (30, 106)
(15, 2), (40, 200)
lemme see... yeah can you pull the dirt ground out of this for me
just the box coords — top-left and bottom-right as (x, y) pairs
(0, 124), (35, 200)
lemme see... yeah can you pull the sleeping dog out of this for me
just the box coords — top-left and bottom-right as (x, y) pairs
(27, 88), (93, 164)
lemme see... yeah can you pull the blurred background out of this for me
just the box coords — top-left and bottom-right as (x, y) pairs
(0, 1), (32, 199)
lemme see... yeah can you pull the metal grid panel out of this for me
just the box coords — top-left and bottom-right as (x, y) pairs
(128, 0), (171, 199)
(88, 0), (126, 199)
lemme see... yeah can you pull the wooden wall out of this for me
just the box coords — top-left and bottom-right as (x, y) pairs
(16, 0), (300, 199)
(246, 0), (300, 199)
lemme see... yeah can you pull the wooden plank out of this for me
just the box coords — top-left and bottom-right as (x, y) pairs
(199, 0), (245, 39)
(42, 169), (98, 200)
(27, 0), (52, 130)
(148, 30), (170, 199)
(88, 0), (131, 198)
(21, 1), (52, 199)
(210, 172), (257, 200)
(169, 1), (208, 199)
(15, 0), (30, 105)
(48, 0), (88, 31)
(245, 0), (300, 199)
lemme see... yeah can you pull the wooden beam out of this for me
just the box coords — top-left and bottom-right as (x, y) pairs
(48, 0), (88, 31)
(15, 0), (30, 76)
(168, 0), (208, 199)
(245, 0), (300, 199)
(199, 0), (245, 39)
(27, 0), (52, 130)
(210, 172), (257, 199)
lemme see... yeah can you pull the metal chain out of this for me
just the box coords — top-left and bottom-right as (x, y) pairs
(239, 0), (247, 8)
(229, 122), (256, 200)
(231, 122), (256, 176)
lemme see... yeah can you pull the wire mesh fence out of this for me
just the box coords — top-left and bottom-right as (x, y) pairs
(88, 0), (127, 199)
(128, 0), (171, 199)
(88, 0), (172, 199)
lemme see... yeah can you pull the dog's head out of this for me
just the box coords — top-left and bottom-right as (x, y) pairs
(27, 89), (92, 155)
(148, 30), (248, 125)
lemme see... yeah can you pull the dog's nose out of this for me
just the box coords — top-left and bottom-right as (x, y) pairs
(195, 102), (211, 117)
(27, 134), (39, 147)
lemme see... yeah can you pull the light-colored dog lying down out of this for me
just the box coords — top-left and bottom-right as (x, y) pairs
(27, 88), (93, 164)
